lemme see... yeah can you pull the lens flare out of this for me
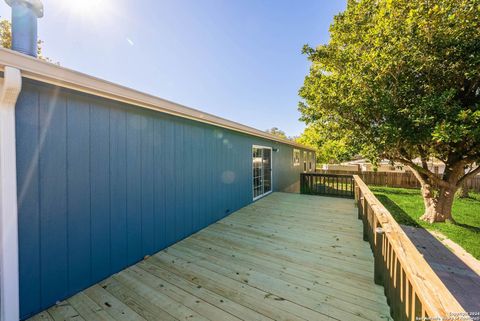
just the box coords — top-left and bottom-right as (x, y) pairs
(62, 0), (110, 18)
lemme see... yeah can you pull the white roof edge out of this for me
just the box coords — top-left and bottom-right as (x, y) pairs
(0, 47), (314, 151)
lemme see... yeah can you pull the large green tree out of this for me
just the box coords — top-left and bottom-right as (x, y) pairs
(296, 123), (358, 164)
(265, 127), (289, 140)
(299, 0), (480, 223)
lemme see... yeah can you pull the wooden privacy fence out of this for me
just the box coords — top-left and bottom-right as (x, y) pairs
(353, 175), (470, 321)
(300, 173), (354, 198)
(319, 169), (480, 192)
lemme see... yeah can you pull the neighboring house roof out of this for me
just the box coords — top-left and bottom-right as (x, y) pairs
(0, 48), (314, 151)
(341, 159), (368, 165)
(341, 158), (395, 166)
(342, 158), (446, 167)
(340, 158), (480, 175)
(411, 157), (446, 166)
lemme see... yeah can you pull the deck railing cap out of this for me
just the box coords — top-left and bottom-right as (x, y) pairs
(353, 175), (469, 319)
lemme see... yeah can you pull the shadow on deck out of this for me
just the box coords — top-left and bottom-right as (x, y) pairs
(401, 225), (480, 312)
(28, 193), (391, 321)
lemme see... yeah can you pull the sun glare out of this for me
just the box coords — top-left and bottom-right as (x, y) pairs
(62, 0), (110, 17)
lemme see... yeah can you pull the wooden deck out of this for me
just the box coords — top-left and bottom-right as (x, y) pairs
(28, 193), (392, 321)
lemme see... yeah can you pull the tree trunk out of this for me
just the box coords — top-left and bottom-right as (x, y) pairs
(419, 184), (457, 223)
(403, 159), (474, 223)
(459, 186), (470, 198)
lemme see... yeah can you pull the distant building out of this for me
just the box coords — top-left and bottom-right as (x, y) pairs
(325, 158), (476, 176)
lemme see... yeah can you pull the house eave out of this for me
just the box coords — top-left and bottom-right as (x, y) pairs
(0, 47), (314, 151)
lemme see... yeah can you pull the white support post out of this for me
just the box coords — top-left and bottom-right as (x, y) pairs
(0, 66), (22, 321)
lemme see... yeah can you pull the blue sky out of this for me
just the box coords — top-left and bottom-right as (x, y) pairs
(0, 0), (346, 137)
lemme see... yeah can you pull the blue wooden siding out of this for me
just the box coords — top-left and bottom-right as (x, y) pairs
(15, 79), (310, 319)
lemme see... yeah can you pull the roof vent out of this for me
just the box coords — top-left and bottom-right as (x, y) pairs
(5, 0), (44, 57)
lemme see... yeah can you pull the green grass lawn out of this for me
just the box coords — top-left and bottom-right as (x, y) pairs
(370, 186), (480, 259)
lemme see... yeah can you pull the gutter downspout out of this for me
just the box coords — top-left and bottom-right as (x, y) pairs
(0, 66), (22, 321)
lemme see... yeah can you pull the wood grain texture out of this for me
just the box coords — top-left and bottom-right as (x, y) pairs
(354, 176), (469, 321)
(17, 80), (311, 319)
(27, 193), (392, 321)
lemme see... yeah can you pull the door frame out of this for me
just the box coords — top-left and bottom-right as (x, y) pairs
(252, 145), (273, 201)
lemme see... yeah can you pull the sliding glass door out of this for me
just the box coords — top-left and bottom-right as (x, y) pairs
(252, 146), (272, 200)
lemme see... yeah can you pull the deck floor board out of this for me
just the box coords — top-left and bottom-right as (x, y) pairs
(27, 193), (392, 321)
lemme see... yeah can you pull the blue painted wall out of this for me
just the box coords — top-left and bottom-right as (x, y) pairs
(15, 79), (311, 319)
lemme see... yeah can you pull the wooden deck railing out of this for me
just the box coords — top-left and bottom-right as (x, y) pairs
(353, 175), (470, 321)
(319, 169), (480, 193)
(300, 173), (354, 198)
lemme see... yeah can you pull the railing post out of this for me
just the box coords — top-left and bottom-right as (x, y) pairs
(358, 196), (363, 220)
(393, 258), (402, 321)
(300, 173), (304, 194)
(362, 200), (368, 241)
(354, 178), (356, 201)
(308, 175), (315, 194)
(351, 177), (354, 199)
(374, 227), (384, 286)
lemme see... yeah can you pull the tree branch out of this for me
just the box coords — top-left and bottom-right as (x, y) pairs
(408, 165), (428, 186)
(461, 154), (480, 163)
(391, 156), (450, 188)
(457, 165), (480, 186)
